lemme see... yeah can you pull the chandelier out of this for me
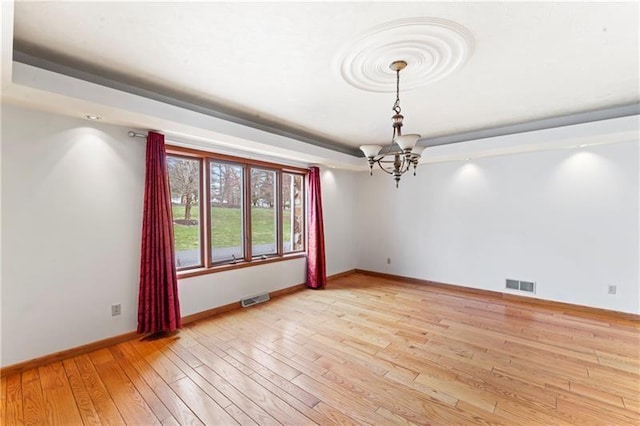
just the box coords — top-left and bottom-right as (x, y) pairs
(360, 60), (425, 188)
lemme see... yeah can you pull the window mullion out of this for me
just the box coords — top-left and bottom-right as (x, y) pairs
(243, 165), (252, 261)
(202, 158), (211, 268)
(277, 171), (283, 256)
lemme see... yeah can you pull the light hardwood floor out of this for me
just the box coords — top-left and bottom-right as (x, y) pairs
(2, 272), (639, 425)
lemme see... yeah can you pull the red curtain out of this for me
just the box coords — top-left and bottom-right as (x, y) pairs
(137, 131), (181, 334)
(306, 166), (327, 289)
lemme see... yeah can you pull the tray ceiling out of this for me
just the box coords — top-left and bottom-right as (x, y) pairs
(11, 2), (640, 151)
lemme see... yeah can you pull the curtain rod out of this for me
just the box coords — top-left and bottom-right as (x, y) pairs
(128, 131), (147, 139)
(129, 130), (183, 145)
(127, 130), (311, 170)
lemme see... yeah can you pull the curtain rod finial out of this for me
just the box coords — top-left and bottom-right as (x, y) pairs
(129, 131), (148, 139)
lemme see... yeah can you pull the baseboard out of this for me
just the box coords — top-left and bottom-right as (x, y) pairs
(0, 331), (140, 377)
(1, 281), (308, 377)
(328, 269), (356, 281)
(354, 269), (640, 322)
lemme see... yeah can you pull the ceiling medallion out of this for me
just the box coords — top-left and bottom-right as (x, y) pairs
(338, 17), (474, 92)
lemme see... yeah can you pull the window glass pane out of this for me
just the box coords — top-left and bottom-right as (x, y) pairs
(210, 162), (244, 263)
(167, 155), (201, 268)
(251, 168), (277, 257)
(283, 173), (304, 252)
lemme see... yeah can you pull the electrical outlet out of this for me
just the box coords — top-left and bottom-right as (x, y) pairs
(608, 285), (617, 295)
(111, 304), (122, 316)
(386, 258), (391, 265)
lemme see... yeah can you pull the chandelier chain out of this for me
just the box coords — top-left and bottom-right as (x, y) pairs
(392, 68), (401, 115)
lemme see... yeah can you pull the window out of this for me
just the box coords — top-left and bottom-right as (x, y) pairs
(251, 168), (277, 257)
(209, 161), (244, 263)
(167, 147), (306, 275)
(283, 173), (304, 253)
(167, 155), (202, 269)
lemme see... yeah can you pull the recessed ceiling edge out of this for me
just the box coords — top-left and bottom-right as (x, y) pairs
(11, 50), (639, 158)
(11, 49), (363, 157)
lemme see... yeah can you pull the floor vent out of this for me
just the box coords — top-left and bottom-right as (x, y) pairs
(241, 293), (270, 308)
(506, 279), (536, 294)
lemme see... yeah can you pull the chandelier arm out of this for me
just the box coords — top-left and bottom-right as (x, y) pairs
(374, 152), (421, 165)
(373, 156), (414, 176)
(374, 156), (401, 163)
(373, 159), (398, 175)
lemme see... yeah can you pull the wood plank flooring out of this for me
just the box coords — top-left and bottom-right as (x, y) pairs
(2, 272), (639, 425)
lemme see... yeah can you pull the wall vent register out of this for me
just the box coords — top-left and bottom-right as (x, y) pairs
(241, 293), (271, 308)
(506, 279), (536, 294)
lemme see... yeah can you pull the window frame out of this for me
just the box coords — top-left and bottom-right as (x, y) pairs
(249, 166), (279, 260)
(207, 159), (246, 266)
(281, 171), (306, 254)
(166, 152), (205, 270)
(166, 145), (307, 278)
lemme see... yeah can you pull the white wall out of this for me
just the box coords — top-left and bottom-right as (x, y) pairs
(2, 106), (146, 367)
(321, 168), (357, 276)
(355, 137), (639, 314)
(1, 105), (357, 366)
(4, 102), (635, 367)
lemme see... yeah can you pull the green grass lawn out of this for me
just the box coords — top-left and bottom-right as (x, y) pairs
(172, 205), (291, 251)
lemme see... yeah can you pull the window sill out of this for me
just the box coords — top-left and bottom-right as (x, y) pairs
(177, 253), (306, 279)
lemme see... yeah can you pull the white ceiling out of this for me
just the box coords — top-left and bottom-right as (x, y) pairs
(7, 2), (640, 153)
